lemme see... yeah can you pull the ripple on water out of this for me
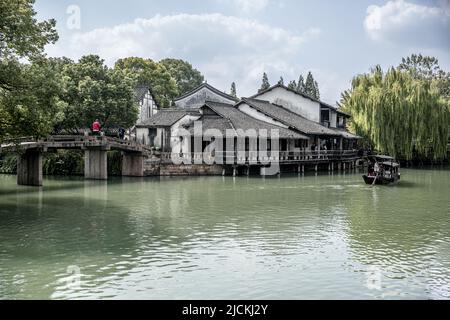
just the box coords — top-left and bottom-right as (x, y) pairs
(0, 170), (449, 299)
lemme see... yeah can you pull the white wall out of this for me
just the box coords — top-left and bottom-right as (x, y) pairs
(136, 127), (162, 148)
(254, 87), (320, 122)
(170, 115), (201, 153)
(237, 103), (289, 128)
(175, 87), (236, 109)
(138, 91), (158, 123)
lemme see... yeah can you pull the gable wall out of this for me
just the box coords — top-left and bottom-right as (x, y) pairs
(175, 87), (236, 109)
(254, 87), (320, 122)
(237, 103), (289, 129)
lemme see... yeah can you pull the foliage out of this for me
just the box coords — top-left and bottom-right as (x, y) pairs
(43, 150), (84, 176)
(55, 55), (138, 132)
(159, 58), (204, 96)
(230, 82), (237, 98)
(287, 80), (297, 90)
(0, 153), (17, 173)
(339, 65), (449, 160)
(278, 76), (284, 86)
(107, 151), (122, 176)
(0, 0), (60, 142)
(259, 72), (270, 92)
(296, 75), (305, 93)
(115, 57), (178, 107)
(304, 71), (320, 99)
(0, 0), (58, 61)
(1, 58), (66, 140)
(398, 53), (449, 99)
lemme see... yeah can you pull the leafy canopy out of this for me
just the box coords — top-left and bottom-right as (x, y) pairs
(55, 55), (138, 132)
(115, 57), (178, 107)
(159, 58), (204, 96)
(340, 65), (449, 160)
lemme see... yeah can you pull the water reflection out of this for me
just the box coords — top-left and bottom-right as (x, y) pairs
(0, 169), (449, 299)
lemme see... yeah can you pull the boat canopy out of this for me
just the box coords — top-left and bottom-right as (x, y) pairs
(371, 155), (395, 161)
(381, 161), (400, 168)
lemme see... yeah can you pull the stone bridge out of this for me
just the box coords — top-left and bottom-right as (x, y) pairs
(0, 135), (152, 186)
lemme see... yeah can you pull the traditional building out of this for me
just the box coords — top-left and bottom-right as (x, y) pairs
(137, 82), (361, 175)
(135, 85), (159, 123)
(135, 109), (200, 151)
(173, 82), (239, 109)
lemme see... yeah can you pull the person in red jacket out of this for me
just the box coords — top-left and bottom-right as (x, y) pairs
(92, 119), (101, 136)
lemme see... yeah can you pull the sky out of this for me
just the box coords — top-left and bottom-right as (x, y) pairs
(35, 0), (450, 105)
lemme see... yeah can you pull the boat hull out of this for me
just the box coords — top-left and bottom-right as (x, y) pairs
(363, 175), (399, 185)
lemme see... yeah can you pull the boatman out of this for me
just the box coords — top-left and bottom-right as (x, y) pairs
(374, 161), (380, 175)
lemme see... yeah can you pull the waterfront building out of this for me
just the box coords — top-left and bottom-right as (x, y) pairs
(134, 82), (361, 175)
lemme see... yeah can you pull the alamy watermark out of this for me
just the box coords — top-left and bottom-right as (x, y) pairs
(170, 121), (281, 175)
(66, 5), (81, 30)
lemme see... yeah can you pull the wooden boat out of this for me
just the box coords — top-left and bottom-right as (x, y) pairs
(363, 155), (401, 185)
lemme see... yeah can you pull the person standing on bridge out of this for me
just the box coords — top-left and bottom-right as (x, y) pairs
(92, 119), (101, 136)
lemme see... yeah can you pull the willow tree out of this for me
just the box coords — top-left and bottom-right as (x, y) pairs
(339, 66), (449, 160)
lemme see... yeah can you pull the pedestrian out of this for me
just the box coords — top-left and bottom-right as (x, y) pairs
(92, 119), (101, 136)
(118, 127), (125, 140)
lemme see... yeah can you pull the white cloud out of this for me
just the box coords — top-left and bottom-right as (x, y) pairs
(364, 0), (450, 48)
(48, 13), (321, 97)
(234, 0), (270, 13)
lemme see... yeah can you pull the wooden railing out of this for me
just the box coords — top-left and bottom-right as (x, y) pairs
(155, 150), (359, 165)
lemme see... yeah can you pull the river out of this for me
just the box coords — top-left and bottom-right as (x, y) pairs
(0, 168), (449, 299)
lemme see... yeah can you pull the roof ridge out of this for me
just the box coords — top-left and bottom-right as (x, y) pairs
(174, 83), (239, 102)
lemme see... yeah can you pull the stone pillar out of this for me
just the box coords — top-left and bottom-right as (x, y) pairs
(122, 152), (144, 177)
(84, 149), (107, 180)
(17, 149), (43, 186)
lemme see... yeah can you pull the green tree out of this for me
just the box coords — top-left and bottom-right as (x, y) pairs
(304, 71), (320, 99)
(398, 54), (449, 98)
(287, 80), (297, 90)
(230, 82), (237, 98)
(159, 58), (204, 96)
(340, 66), (449, 160)
(314, 80), (320, 99)
(296, 75), (305, 94)
(115, 57), (178, 107)
(259, 72), (270, 92)
(1, 58), (65, 139)
(278, 76), (284, 86)
(56, 55), (138, 132)
(0, 0), (58, 61)
(0, 0), (59, 141)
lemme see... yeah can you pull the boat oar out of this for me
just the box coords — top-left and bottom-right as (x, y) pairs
(371, 173), (378, 187)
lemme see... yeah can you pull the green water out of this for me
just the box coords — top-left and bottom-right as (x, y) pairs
(0, 169), (449, 300)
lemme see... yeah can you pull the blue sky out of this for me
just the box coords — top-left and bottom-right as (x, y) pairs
(35, 0), (450, 104)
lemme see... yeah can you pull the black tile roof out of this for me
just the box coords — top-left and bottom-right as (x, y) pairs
(200, 101), (308, 139)
(240, 98), (339, 136)
(136, 109), (199, 127)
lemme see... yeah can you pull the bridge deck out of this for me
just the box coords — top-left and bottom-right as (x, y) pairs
(1, 135), (151, 154)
